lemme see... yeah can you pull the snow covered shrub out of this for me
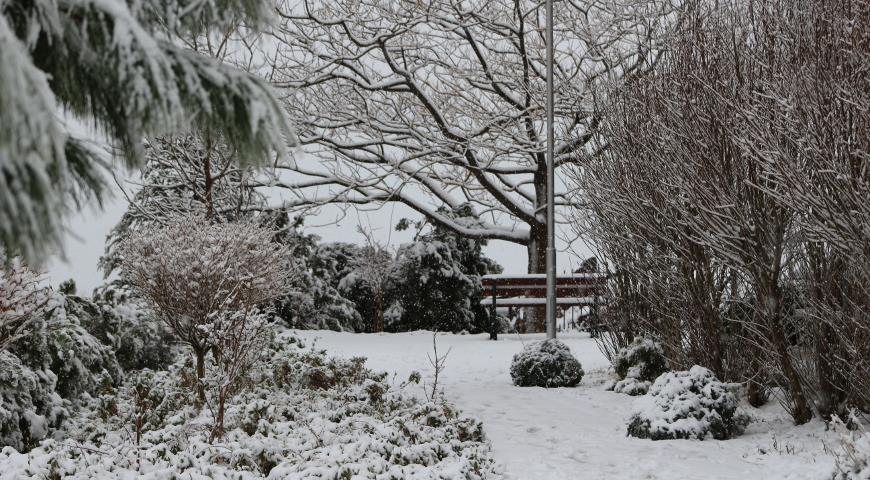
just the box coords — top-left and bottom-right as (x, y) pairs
(0, 331), (499, 479)
(119, 216), (296, 401)
(267, 226), (365, 332)
(86, 284), (175, 371)
(387, 240), (477, 333)
(510, 339), (584, 388)
(831, 415), (870, 479)
(101, 300), (174, 371)
(0, 257), (48, 350)
(203, 308), (273, 439)
(0, 351), (65, 451)
(610, 337), (669, 395)
(38, 293), (123, 400)
(9, 292), (122, 400)
(627, 366), (746, 440)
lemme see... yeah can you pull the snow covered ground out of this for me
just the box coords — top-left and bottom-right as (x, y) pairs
(295, 330), (839, 480)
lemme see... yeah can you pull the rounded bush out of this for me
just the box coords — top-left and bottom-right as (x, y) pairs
(627, 365), (747, 440)
(610, 337), (669, 396)
(510, 339), (584, 388)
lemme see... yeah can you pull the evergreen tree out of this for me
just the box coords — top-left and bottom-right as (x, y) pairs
(0, 0), (292, 261)
(387, 240), (477, 332)
(266, 216), (363, 332)
(387, 205), (502, 332)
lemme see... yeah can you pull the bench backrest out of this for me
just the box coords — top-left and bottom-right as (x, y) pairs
(481, 273), (606, 296)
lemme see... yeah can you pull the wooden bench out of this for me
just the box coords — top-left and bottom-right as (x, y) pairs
(481, 273), (607, 340)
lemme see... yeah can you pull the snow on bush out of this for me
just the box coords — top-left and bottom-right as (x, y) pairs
(35, 293), (123, 400)
(510, 339), (584, 388)
(88, 284), (175, 371)
(0, 351), (66, 452)
(831, 415), (870, 479)
(0, 331), (499, 479)
(609, 337), (668, 396)
(0, 257), (47, 350)
(119, 216), (297, 403)
(2, 288), (121, 451)
(627, 366), (746, 440)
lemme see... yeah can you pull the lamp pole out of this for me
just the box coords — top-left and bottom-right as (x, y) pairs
(544, 0), (557, 340)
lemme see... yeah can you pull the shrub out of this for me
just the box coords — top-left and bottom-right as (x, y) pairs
(610, 337), (668, 396)
(119, 216), (297, 403)
(0, 331), (499, 479)
(0, 257), (48, 351)
(89, 285), (175, 371)
(627, 366), (747, 440)
(40, 294), (123, 399)
(0, 351), (66, 451)
(510, 339), (584, 388)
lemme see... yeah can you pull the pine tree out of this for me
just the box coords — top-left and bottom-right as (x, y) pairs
(0, 0), (292, 261)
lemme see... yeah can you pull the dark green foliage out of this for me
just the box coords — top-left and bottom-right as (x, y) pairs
(37, 295), (123, 399)
(265, 218), (364, 332)
(89, 285), (175, 371)
(613, 337), (669, 382)
(0, 351), (67, 451)
(385, 205), (502, 333)
(510, 339), (584, 388)
(386, 240), (476, 332)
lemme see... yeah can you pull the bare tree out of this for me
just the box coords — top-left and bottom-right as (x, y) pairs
(572, 0), (869, 424)
(254, 0), (675, 331)
(339, 227), (395, 332)
(735, 0), (869, 418)
(119, 216), (297, 402)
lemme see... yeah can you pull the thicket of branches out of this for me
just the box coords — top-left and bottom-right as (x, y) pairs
(574, 0), (868, 424)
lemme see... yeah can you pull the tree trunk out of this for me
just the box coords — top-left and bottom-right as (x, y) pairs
(372, 290), (383, 333)
(758, 286), (813, 424)
(525, 225), (547, 333)
(195, 349), (206, 404)
(211, 392), (226, 442)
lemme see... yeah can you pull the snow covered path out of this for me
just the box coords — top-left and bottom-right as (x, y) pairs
(294, 330), (837, 480)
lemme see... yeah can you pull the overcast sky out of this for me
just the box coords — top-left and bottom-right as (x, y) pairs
(46, 178), (591, 295)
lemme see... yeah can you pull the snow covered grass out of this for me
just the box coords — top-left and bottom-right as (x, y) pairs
(0, 331), (498, 479)
(294, 330), (843, 480)
(830, 415), (870, 480)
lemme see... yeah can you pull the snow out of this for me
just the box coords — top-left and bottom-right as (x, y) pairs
(294, 330), (839, 480)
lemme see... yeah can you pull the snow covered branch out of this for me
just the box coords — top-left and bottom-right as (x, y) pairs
(260, 0), (675, 267)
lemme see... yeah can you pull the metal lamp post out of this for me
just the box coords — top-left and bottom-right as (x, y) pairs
(544, 0), (557, 340)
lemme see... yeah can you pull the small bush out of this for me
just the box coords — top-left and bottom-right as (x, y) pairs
(0, 351), (66, 451)
(41, 295), (123, 399)
(610, 337), (669, 396)
(89, 286), (175, 371)
(510, 339), (584, 388)
(627, 366), (747, 440)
